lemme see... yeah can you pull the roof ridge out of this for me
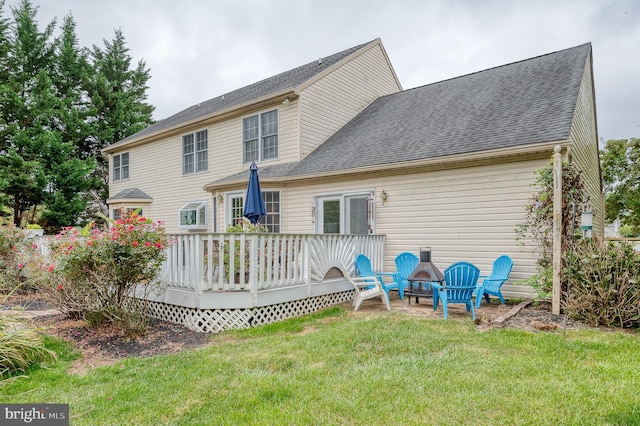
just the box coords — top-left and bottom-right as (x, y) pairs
(171, 39), (377, 117)
(107, 39), (378, 150)
(399, 42), (592, 95)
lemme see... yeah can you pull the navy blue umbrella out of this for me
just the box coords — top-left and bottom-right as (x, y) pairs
(243, 161), (266, 224)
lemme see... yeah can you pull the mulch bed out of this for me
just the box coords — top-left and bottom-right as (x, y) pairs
(32, 314), (213, 359)
(501, 301), (585, 331)
(2, 293), (213, 371)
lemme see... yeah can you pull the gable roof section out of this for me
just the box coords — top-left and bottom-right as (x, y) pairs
(207, 42), (591, 188)
(285, 43), (591, 177)
(105, 39), (382, 152)
(107, 187), (153, 203)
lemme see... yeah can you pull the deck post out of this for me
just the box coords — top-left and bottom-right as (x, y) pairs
(250, 234), (259, 306)
(304, 236), (311, 297)
(552, 145), (562, 315)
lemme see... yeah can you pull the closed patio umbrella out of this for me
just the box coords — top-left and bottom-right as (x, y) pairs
(243, 161), (266, 224)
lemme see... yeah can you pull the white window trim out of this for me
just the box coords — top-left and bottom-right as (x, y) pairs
(182, 129), (208, 175)
(225, 191), (245, 228)
(242, 109), (279, 164)
(112, 152), (129, 182)
(315, 190), (375, 234)
(262, 190), (281, 233)
(112, 206), (142, 221)
(178, 200), (208, 229)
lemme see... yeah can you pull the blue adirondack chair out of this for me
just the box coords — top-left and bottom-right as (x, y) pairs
(432, 261), (479, 320)
(355, 254), (400, 298)
(394, 252), (419, 300)
(474, 255), (513, 307)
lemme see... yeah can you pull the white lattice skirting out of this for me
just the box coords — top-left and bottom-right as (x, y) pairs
(146, 290), (355, 333)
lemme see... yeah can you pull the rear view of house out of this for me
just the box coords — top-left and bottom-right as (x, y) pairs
(103, 38), (601, 328)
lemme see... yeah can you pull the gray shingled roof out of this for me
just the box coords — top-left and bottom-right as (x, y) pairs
(214, 162), (300, 184)
(285, 42), (591, 176)
(212, 42), (591, 185)
(109, 40), (374, 150)
(108, 188), (153, 201)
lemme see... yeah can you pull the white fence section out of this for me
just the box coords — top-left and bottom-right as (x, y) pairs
(604, 237), (640, 252)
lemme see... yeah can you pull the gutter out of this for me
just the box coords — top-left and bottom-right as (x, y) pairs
(203, 139), (571, 192)
(102, 89), (298, 154)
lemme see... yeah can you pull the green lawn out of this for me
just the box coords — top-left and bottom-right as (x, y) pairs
(2, 307), (639, 425)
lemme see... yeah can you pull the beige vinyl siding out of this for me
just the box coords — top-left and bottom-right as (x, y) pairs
(298, 44), (401, 158)
(108, 103), (299, 233)
(110, 135), (210, 234)
(283, 158), (548, 296)
(568, 51), (603, 235)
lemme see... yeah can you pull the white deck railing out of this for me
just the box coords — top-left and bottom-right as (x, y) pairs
(28, 232), (385, 309)
(160, 233), (385, 293)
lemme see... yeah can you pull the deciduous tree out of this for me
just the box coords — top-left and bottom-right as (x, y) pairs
(601, 138), (640, 236)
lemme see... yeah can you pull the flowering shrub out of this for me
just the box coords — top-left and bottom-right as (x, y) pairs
(36, 212), (171, 334)
(0, 224), (39, 292)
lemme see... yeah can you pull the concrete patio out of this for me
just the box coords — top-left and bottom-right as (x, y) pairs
(342, 291), (531, 328)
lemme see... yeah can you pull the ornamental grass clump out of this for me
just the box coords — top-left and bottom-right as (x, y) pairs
(0, 317), (57, 380)
(37, 212), (172, 334)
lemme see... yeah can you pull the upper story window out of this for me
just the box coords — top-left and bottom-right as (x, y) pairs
(243, 110), (278, 163)
(183, 130), (208, 174)
(112, 152), (129, 181)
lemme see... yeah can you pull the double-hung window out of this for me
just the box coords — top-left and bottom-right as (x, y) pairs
(112, 152), (129, 181)
(183, 130), (208, 174)
(243, 110), (278, 163)
(225, 190), (280, 232)
(226, 193), (245, 228)
(262, 191), (280, 233)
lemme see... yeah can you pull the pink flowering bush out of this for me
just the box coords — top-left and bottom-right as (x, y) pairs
(0, 223), (39, 292)
(37, 212), (171, 334)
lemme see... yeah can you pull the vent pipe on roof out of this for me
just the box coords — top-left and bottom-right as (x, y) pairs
(318, 57), (322, 65)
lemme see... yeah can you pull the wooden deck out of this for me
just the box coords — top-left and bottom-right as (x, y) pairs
(152, 233), (385, 309)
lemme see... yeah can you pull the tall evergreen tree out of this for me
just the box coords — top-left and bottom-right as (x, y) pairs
(51, 14), (92, 156)
(88, 29), (155, 210)
(0, 1), (11, 216)
(0, 0), (56, 226)
(0, 2), (155, 227)
(42, 13), (99, 230)
(0, 1), (98, 230)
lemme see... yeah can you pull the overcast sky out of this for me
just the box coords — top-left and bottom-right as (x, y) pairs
(4, 0), (639, 141)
